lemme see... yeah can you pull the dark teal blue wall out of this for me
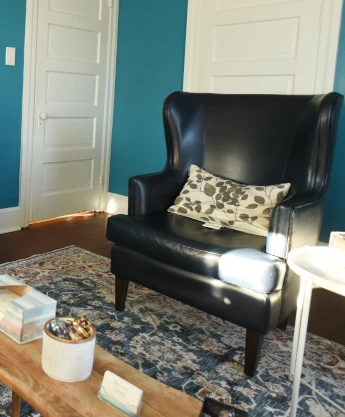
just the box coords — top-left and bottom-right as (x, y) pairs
(3, 0), (344, 229)
(108, 0), (188, 196)
(0, 2), (26, 209)
(321, 10), (345, 241)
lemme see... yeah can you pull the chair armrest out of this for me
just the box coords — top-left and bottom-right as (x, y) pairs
(266, 190), (324, 259)
(128, 170), (181, 217)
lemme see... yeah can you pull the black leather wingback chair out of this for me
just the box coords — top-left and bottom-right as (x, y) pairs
(106, 92), (343, 376)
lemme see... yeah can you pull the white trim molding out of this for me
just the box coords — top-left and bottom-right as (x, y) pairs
(105, 193), (128, 215)
(0, 207), (21, 235)
(99, 0), (120, 212)
(183, 0), (202, 92)
(183, 0), (344, 94)
(19, 0), (119, 227)
(314, 0), (344, 93)
(19, 0), (39, 228)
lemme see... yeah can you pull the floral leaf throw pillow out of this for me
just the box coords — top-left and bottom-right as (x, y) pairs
(168, 164), (291, 237)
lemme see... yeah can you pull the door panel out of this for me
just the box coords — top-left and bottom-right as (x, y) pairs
(190, 0), (323, 94)
(216, 0), (299, 10)
(44, 118), (96, 149)
(42, 160), (94, 195)
(46, 72), (98, 104)
(213, 18), (299, 62)
(49, 0), (102, 20)
(47, 25), (101, 63)
(211, 75), (294, 94)
(31, 0), (110, 221)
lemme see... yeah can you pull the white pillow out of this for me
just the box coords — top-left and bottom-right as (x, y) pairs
(168, 165), (290, 237)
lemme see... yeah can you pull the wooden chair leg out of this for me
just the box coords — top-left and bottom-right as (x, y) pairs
(244, 329), (264, 376)
(278, 317), (289, 332)
(12, 391), (21, 417)
(115, 276), (129, 311)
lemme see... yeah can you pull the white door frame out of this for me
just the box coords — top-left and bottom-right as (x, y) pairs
(19, 0), (119, 228)
(183, 0), (344, 93)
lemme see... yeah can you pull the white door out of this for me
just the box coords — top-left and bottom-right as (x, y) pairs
(31, 0), (111, 221)
(184, 0), (341, 94)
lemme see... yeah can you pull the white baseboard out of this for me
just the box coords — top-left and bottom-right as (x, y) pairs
(105, 193), (128, 215)
(0, 207), (21, 234)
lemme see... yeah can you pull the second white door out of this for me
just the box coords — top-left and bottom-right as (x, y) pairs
(185, 0), (340, 94)
(31, 0), (112, 221)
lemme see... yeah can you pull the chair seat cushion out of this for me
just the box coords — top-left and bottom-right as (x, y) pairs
(106, 214), (286, 294)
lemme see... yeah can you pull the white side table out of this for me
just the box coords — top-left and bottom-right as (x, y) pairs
(287, 246), (345, 417)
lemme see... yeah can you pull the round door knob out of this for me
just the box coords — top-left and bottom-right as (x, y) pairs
(40, 112), (48, 120)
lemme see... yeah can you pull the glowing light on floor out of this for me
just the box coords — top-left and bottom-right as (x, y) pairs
(29, 210), (96, 225)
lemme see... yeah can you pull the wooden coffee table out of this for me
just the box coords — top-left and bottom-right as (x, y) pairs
(0, 332), (202, 417)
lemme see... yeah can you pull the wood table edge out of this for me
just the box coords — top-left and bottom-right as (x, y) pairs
(0, 335), (202, 417)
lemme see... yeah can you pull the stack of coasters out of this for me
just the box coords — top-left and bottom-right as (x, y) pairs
(0, 274), (57, 344)
(0, 289), (20, 320)
(98, 370), (143, 417)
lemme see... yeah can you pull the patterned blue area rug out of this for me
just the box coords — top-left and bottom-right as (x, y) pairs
(0, 246), (344, 417)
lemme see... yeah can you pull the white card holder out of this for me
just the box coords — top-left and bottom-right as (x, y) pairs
(98, 370), (143, 417)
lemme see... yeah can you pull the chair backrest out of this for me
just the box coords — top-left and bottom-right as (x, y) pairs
(163, 92), (343, 195)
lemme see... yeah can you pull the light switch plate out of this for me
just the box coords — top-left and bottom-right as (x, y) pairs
(5, 47), (16, 66)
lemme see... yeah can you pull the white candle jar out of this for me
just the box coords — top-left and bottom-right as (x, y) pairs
(41, 317), (96, 382)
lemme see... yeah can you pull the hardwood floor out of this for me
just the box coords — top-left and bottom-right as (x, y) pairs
(0, 212), (112, 264)
(0, 211), (344, 347)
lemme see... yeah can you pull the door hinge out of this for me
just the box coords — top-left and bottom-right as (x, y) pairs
(109, 0), (113, 7)
(99, 176), (104, 188)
